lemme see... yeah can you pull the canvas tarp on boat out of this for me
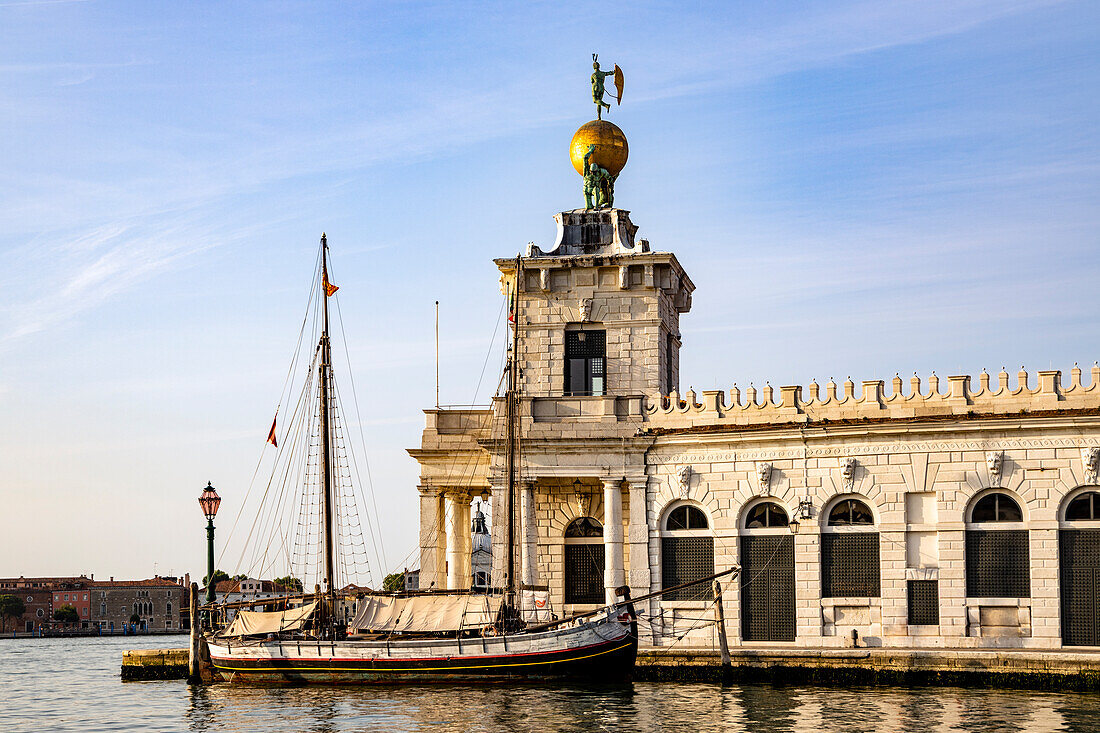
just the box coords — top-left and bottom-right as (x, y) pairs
(350, 595), (503, 633)
(520, 589), (552, 623)
(221, 602), (318, 637)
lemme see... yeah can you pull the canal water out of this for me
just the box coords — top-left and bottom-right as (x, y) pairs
(2, 636), (1099, 732)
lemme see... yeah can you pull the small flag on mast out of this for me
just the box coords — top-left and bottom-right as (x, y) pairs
(266, 412), (279, 448)
(323, 268), (339, 297)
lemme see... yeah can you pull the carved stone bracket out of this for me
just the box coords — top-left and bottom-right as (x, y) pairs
(756, 462), (773, 495)
(676, 465), (692, 499)
(579, 297), (594, 322)
(986, 451), (1004, 485)
(842, 457), (858, 492)
(1083, 446), (1100, 485)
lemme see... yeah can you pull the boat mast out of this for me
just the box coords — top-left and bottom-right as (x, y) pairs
(319, 233), (337, 599)
(504, 255), (522, 608)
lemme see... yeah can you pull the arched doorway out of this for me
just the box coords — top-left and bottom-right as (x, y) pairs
(740, 500), (795, 642)
(1060, 488), (1100, 646)
(563, 517), (604, 605)
(660, 504), (714, 602)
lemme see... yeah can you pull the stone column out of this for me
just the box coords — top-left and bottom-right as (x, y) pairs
(445, 492), (471, 590)
(418, 486), (445, 591)
(603, 478), (625, 604)
(626, 478), (652, 643)
(520, 480), (539, 588)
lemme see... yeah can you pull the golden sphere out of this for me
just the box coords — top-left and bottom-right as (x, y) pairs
(569, 120), (628, 178)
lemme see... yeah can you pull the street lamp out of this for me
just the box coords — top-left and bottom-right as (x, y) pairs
(198, 482), (221, 618)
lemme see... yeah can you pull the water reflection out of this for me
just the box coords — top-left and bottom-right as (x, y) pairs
(3, 638), (1100, 732)
(180, 680), (1100, 733)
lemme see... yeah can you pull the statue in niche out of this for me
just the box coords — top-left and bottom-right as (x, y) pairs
(582, 145), (614, 210)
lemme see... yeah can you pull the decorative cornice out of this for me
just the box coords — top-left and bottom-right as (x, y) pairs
(645, 365), (1100, 431)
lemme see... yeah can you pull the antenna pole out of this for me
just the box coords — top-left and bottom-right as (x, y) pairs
(319, 234), (337, 607)
(435, 300), (440, 409)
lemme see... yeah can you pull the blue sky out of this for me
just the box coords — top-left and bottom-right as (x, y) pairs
(1, 0), (1096, 583)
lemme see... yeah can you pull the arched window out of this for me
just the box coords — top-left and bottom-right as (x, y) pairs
(827, 499), (875, 526)
(821, 497), (880, 598)
(965, 490), (1029, 598)
(971, 493), (1023, 523)
(661, 505), (713, 601)
(564, 516), (603, 538)
(744, 501), (789, 529)
(564, 517), (604, 605)
(1065, 491), (1100, 521)
(666, 505), (709, 531)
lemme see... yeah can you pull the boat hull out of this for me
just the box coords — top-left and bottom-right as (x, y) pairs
(207, 613), (637, 684)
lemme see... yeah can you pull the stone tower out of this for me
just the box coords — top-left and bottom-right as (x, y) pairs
(496, 207), (693, 402)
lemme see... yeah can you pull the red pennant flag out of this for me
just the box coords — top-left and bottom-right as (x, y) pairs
(266, 413), (278, 448)
(323, 268), (339, 297)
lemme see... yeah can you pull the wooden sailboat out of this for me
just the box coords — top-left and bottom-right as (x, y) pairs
(203, 235), (731, 684)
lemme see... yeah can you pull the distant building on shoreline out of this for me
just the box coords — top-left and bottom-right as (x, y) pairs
(0, 575), (186, 634)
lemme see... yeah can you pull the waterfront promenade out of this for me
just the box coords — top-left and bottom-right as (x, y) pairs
(119, 643), (1100, 689)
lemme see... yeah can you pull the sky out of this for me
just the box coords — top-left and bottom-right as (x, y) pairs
(0, 0), (1097, 584)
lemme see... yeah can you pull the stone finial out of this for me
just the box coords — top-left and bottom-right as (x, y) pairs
(842, 457), (858, 492)
(676, 465), (692, 499)
(757, 462), (773, 494)
(986, 451), (1004, 485)
(1083, 447), (1100, 485)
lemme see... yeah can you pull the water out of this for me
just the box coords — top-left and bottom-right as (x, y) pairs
(2, 636), (1099, 732)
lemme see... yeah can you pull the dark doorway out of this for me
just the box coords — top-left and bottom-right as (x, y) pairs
(740, 534), (796, 641)
(1060, 528), (1100, 646)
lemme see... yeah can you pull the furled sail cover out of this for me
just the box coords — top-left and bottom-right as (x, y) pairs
(221, 602), (318, 637)
(520, 589), (552, 623)
(351, 595), (503, 633)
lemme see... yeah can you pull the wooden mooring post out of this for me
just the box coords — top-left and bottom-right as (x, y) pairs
(187, 582), (214, 684)
(713, 579), (731, 670)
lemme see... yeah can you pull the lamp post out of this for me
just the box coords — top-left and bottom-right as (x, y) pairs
(198, 482), (222, 623)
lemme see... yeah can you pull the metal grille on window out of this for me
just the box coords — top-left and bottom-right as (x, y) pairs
(1060, 528), (1100, 646)
(564, 544), (605, 604)
(965, 529), (1030, 597)
(662, 537), (714, 601)
(565, 330), (605, 358)
(907, 580), (939, 626)
(821, 533), (880, 597)
(740, 535), (796, 642)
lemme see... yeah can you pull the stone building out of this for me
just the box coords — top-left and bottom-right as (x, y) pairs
(411, 206), (1100, 651)
(91, 577), (185, 632)
(0, 576), (90, 632)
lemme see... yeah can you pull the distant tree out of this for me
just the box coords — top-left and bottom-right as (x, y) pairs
(231, 574), (248, 581)
(53, 605), (79, 624)
(273, 576), (303, 592)
(0, 594), (26, 631)
(202, 570), (231, 588)
(382, 572), (404, 593)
